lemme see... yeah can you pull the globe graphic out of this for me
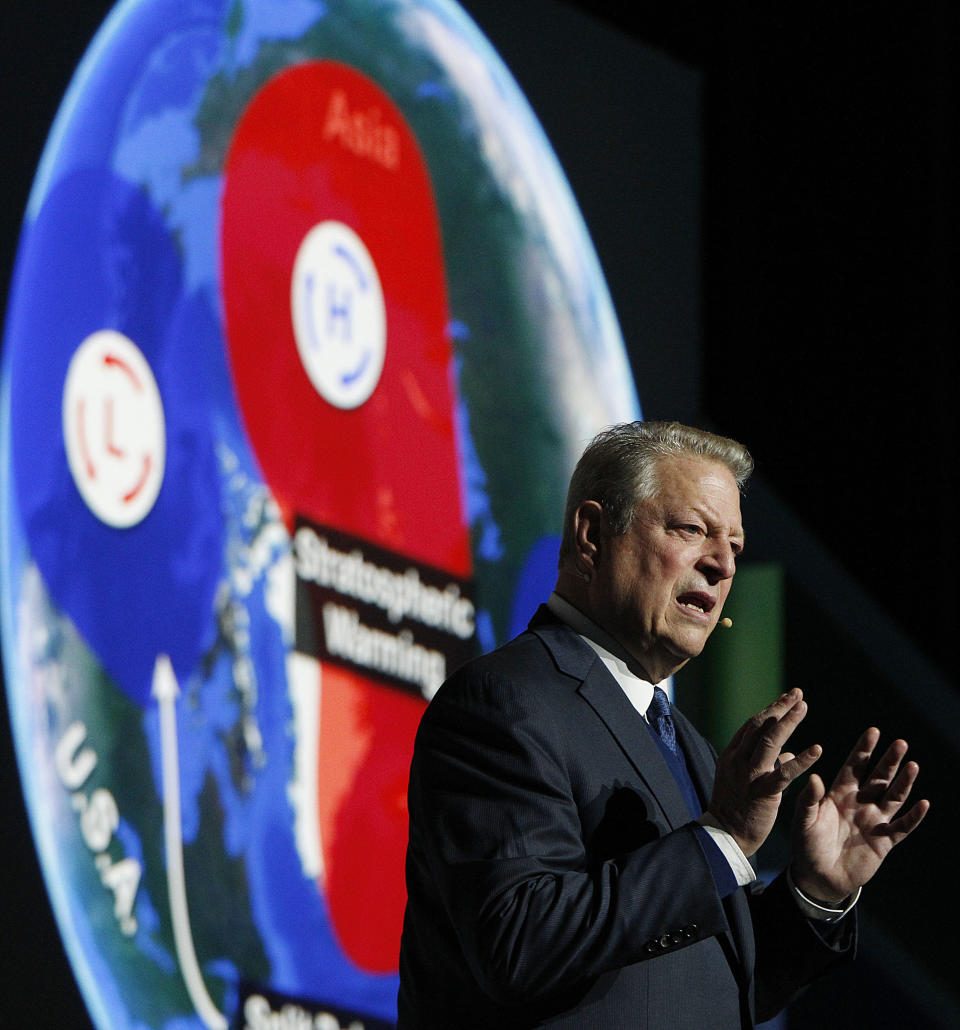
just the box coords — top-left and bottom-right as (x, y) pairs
(0, 1), (641, 1027)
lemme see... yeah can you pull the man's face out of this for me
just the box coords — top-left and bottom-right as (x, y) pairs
(589, 455), (744, 682)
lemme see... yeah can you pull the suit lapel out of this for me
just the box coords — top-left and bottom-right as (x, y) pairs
(578, 670), (692, 829)
(530, 609), (694, 831)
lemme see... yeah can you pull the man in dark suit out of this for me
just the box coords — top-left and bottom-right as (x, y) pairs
(398, 421), (928, 1028)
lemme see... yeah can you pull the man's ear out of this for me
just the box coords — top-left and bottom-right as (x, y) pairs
(572, 500), (604, 580)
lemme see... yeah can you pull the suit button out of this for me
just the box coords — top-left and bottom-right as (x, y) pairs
(645, 939), (660, 953)
(682, 924), (698, 939)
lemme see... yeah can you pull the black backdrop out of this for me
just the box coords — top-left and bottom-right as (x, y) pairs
(2, 2), (957, 1026)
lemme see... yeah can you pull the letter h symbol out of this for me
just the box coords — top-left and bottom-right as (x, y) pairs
(326, 283), (353, 341)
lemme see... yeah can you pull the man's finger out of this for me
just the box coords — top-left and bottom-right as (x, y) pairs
(885, 798), (931, 842)
(865, 738), (910, 789)
(794, 772), (826, 832)
(749, 698), (809, 767)
(832, 726), (881, 789)
(877, 758), (920, 812)
(729, 689), (802, 751)
(771, 744), (821, 786)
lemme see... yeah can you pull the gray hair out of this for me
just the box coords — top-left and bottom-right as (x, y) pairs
(558, 421), (754, 561)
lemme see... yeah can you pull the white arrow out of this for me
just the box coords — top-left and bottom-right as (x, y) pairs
(153, 654), (228, 1030)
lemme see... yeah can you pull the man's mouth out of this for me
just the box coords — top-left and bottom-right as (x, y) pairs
(676, 592), (715, 616)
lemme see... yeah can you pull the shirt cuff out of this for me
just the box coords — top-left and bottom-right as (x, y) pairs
(694, 817), (756, 891)
(786, 867), (862, 923)
(701, 824), (756, 887)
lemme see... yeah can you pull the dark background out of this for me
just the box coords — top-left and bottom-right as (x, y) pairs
(2, 2), (957, 1026)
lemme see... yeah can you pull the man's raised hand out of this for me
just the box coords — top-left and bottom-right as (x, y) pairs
(790, 727), (930, 903)
(700, 689), (822, 857)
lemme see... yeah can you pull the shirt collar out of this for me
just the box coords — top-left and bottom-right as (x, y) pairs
(546, 591), (663, 718)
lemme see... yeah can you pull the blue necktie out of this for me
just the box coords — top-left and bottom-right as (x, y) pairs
(648, 685), (679, 757)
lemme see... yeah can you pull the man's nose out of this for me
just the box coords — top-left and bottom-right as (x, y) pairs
(698, 542), (737, 583)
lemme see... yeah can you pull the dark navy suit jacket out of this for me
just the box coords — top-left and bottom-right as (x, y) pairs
(398, 607), (854, 1028)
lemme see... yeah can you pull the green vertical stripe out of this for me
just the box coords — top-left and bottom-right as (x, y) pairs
(701, 562), (784, 748)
